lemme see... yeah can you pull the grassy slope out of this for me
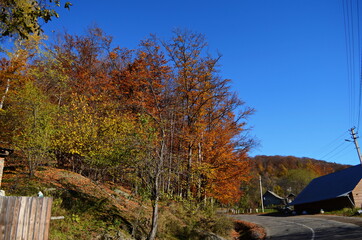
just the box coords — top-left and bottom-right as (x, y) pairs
(3, 167), (152, 239)
(2, 167), (235, 240)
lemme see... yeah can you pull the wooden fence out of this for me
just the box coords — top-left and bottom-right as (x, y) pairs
(0, 196), (53, 240)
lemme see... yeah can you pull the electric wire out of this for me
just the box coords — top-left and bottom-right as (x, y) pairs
(340, 0), (362, 164)
(319, 141), (348, 160)
(314, 131), (349, 159)
(323, 143), (354, 162)
(342, 0), (362, 127)
(349, 0), (356, 127)
(342, 0), (354, 127)
(312, 0), (362, 164)
(357, 0), (362, 130)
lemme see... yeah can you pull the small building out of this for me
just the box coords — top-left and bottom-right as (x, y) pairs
(263, 190), (286, 207)
(290, 164), (362, 213)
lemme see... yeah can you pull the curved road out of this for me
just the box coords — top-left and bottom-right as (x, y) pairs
(232, 214), (362, 239)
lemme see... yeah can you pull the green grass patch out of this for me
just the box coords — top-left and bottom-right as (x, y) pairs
(324, 208), (362, 217)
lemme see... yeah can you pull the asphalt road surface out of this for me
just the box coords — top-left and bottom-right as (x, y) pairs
(232, 214), (362, 239)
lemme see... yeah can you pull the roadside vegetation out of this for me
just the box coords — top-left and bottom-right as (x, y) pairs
(2, 166), (236, 239)
(0, 24), (250, 240)
(323, 208), (362, 217)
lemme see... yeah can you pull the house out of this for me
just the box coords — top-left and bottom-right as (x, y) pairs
(263, 190), (286, 207)
(290, 164), (362, 213)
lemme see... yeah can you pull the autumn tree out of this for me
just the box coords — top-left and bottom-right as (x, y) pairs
(34, 28), (145, 184)
(0, 35), (43, 111)
(0, 36), (55, 176)
(6, 80), (56, 176)
(1, 26), (256, 237)
(126, 38), (172, 240)
(162, 30), (254, 203)
(0, 0), (71, 40)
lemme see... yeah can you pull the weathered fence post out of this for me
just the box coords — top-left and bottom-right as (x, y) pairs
(0, 196), (53, 240)
(0, 148), (53, 239)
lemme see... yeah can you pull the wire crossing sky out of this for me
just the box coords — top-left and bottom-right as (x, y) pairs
(32, 0), (362, 165)
(342, 0), (362, 130)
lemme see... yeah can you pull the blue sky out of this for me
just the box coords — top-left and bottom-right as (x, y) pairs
(41, 0), (362, 165)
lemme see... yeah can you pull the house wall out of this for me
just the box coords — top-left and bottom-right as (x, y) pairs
(352, 179), (362, 208)
(294, 196), (353, 213)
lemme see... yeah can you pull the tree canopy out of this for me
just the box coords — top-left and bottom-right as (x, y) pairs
(0, 27), (255, 239)
(0, 0), (71, 40)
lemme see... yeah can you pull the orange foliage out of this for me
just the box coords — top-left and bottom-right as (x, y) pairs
(2, 27), (255, 206)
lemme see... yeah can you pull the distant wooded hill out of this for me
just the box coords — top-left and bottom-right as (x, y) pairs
(239, 155), (351, 209)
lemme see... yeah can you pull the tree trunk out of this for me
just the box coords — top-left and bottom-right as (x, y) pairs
(0, 79), (10, 109)
(148, 165), (161, 240)
(186, 144), (192, 199)
(148, 133), (166, 240)
(147, 194), (159, 240)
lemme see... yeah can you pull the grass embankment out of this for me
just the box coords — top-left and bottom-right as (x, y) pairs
(2, 167), (236, 239)
(324, 208), (362, 216)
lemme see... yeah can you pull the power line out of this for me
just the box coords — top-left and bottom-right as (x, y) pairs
(342, 0), (361, 128)
(323, 143), (354, 162)
(357, 0), (362, 129)
(314, 131), (349, 158)
(319, 141), (348, 160)
(342, 0), (353, 126)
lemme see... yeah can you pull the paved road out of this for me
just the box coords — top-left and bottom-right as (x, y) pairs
(232, 214), (362, 239)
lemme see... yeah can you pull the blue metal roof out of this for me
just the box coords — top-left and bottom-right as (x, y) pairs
(290, 164), (362, 206)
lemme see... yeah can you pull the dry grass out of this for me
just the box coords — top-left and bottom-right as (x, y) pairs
(233, 220), (266, 240)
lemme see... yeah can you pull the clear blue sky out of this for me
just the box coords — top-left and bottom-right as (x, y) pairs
(41, 0), (362, 165)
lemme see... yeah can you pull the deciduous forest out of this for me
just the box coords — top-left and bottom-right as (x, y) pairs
(0, 27), (255, 238)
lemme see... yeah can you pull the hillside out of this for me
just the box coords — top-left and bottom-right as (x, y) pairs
(0, 154), (350, 238)
(251, 155), (350, 177)
(1, 166), (235, 240)
(239, 155), (351, 209)
(2, 167), (147, 239)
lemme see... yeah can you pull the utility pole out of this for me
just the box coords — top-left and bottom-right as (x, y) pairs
(349, 127), (362, 164)
(259, 175), (264, 213)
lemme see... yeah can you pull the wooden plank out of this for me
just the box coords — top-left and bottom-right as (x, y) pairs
(0, 197), (5, 236)
(38, 198), (47, 240)
(43, 198), (53, 240)
(27, 197), (38, 240)
(4, 197), (15, 240)
(0, 197), (53, 240)
(21, 197), (31, 240)
(10, 197), (21, 239)
(33, 197), (44, 240)
(15, 197), (27, 240)
(0, 197), (8, 238)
